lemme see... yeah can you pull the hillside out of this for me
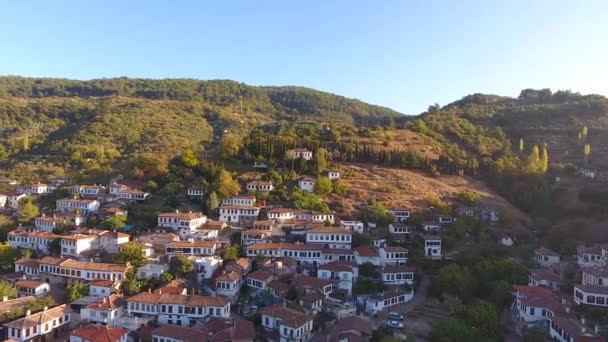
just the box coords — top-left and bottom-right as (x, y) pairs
(332, 163), (530, 228)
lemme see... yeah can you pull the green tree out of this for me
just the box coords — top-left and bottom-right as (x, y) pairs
(218, 134), (243, 160)
(583, 143), (591, 166)
(170, 255), (195, 278)
(352, 233), (373, 248)
(454, 300), (498, 338)
(222, 245), (239, 262)
(333, 180), (347, 195)
(114, 242), (146, 268)
(0, 243), (19, 272)
(18, 197), (39, 224)
(314, 177), (333, 195)
(429, 318), (491, 342)
(435, 264), (474, 302)
(215, 169), (241, 198)
(497, 207), (514, 227)
(181, 148), (200, 167)
(121, 271), (142, 295)
(314, 148), (328, 175)
(457, 191), (480, 206)
(291, 190), (330, 212)
(160, 272), (174, 283)
(206, 191), (220, 212)
(66, 282), (88, 302)
(47, 238), (61, 255)
(0, 280), (17, 299)
(525, 145), (541, 174)
(103, 215), (127, 230)
(360, 203), (394, 226)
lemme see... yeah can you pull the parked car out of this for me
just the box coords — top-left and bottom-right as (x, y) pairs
(387, 320), (404, 329)
(389, 312), (404, 320)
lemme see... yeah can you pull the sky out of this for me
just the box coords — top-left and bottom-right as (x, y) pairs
(1, 1), (607, 114)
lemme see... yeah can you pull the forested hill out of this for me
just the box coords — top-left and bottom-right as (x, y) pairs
(0, 77), (402, 123)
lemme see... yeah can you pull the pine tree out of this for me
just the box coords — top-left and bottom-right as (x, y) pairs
(583, 144), (591, 167)
(519, 138), (524, 154)
(540, 146), (549, 173)
(206, 192), (219, 212)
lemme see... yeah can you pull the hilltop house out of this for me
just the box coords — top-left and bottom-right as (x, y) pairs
(186, 186), (205, 199)
(290, 148), (313, 160)
(305, 226), (352, 249)
(3, 304), (70, 342)
(259, 303), (314, 342)
(56, 198), (100, 215)
(577, 246), (603, 268)
(246, 180), (274, 192)
(388, 208), (410, 222)
(218, 205), (260, 226)
(534, 247), (561, 268)
(126, 292), (231, 324)
(327, 171), (340, 180)
(298, 177), (316, 192)
(424, 236), (442, 257)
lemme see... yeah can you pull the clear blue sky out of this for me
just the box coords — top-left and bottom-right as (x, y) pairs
(1, 1), (606, 114)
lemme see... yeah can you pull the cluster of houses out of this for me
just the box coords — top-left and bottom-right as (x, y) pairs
(511, 246), (608, 341)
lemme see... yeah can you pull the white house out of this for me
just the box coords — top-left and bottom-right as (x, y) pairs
(241, 229), (271, 247)
(16, 183), (56, 196)
(382, 265), (414, 285)
(214, 271), (242, 299)
(574, 284), (608, 307)
(340, 220), (365, 233)
(165, 240), (217, 258)
(388, 223), (414, 241)
(7, 231), (61, 254)
(581, 169), (596, 179)
(137, 263), (169, 280)
(327, 171), (340, 180)
(38, 258), (131, 285)
(529, 269), (561, 291)
(267, 208), (296, 223)
(305, 226), (352, 249)
(357, 286), (414, 314)
(56, 198), (100, 215)
(14, 258), (41, 279)
(379, 246), (408, 266)
(259, 303), (314, 342)
(388, 208), (410, 222)
(34, 215), (62, 233)
(246, 180), (274, 192)
(424, 236), (442, 258)
(66, 185), (105, 198)
(422, 222), (441, 232)
(7, 193), (27, 209)
(512, 285), (565, 326)
(60, 234), (98, 258)
(353, 247), (380, 266)
(246, 270), (275, 293)
(582, 267), (608, 287)
(218, 205), (260, 225)
(4, 304), (70, 342)
(534, 247), (561, 268)
(15, 280), (50, 298)
(318, 261), (357, 295)
(157, 210), (207, 233)
(195, 256), (223, 282)
(186, 186), (205, 199)
(222, 195), (256, 206)
(108, 183), (150, 202)
(80, 294), (125, 326)
(295, 210), (335, 224)
(0, 194), (7, 208)
(89, 279), (118, 297)
(70, 325), (128, 342)
(577, 246), (603, 268)
(290, 148), (313, 161)
(246, 243), (325, 265)
(127, 292), (231, 324)
(549, 314), (603, 342)
(298, 177), (316, 192)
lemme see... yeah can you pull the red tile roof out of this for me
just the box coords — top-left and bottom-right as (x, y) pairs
(152, 325), (205, 342)
(354, 247), (376, 257)
(207, 318), (255, 342)
(71, 324), (129, 342)
(247, 270), (274, 282)
(86, 295), (124, 311)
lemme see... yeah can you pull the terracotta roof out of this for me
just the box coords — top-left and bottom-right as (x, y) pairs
(299, 177), (315, 182)
(383, 265), (415, 273)
(529, 269), (561, 282)
(306, 226), (352, 234)
(215, 271), (241, 283)
(71, 324), (129, 342)
(207, 318), (255, 342)
(57, 198), (97, 204)
(323, 248), (354, 255)
(152, 325), (205, 342)
(258, 303), (312, 329)
(382, 246), (408, 253)
(577, 245), (602, 255)
(39, 256), (65, 266)
(292, 148), (311, 153)
(267, 280), (290, 293)
(268, 208), (295, 214)
(242, 229), (270, 236)
(127, 293), (229, 307)
(61, 234), (97, 241)
(247, 180), (273, 186)
(235, 258), (251, 269)
(166, 240), (217, 248)
(86, 295), (124, 311)
(247, 242), (324, 251)
(319, 261), (356, 273)
(4, 304), (70, 329)
(334, 316), (373, 336)
(247, 270), (274, 282)
(158, 211), (206, 220)
(15, 280), (46, 289)
(551, 315), (604, 341)
(0, 296), (36, 313)
(423, 235), (441, 241)
(582, 267), (608, 278)
(292, 275), (333, 290)
(15, 258), (40, 268)
(354, 247), (377, 257)
(60, 259), (130, 273)
(513, 285), (555, 298)
(219, 205), (259, 210)
(301, 292), (324, 303)
(89, 280), (116, 287)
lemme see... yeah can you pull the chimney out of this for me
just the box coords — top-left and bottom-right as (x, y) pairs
(581, 317), (586, 326)
(595, 324), (600, 334)
(189, 211), (192, 214)
(102, 297), (107, 303)
(43, 306), (48, 311)
(2, 296), (7, 302)
(42, 213), (45, 218)
(25, 310), (31, 316)
(581, 327), (587, 334)
(175, 209), (179, 214)
(566, 307), (571, 313)
(158, 289), (162, 294)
